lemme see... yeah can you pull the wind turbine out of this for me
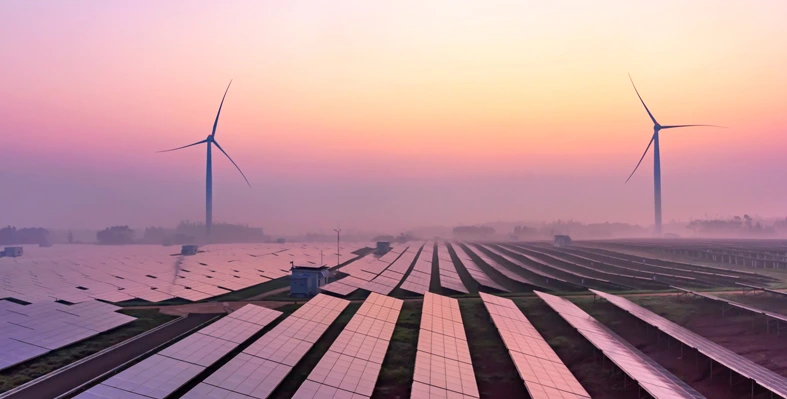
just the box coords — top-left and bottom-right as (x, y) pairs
(159, 81), (251, 244)
(625, 74), (722, 236)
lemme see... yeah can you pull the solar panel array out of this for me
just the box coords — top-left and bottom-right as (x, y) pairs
(592, 289), (787, 398)
(672, 285), (787, 323)
(0, 243), (362, 304)
(322, 244), (422, 296)
(436, 244), (468, 294)
(183, 294), (349, 399)
(292, 293), (403, 398)
(479, 293), (589, 399)
(400, 242), (434, 295)
(737, 282), (787, 297)
(536, 291), (705, 399)
(464, 245), (538, 287)
(320, 248), (403, 296)
(75, 304), (281, 399)
(480, 245), (571, 285)
(413, 293), (478, 398)
(362, 248), (419, 295)
(450, 245), (508, 292)
(0, 299), (136, 371)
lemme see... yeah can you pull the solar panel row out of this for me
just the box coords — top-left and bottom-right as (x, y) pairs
(436, 244), (468, 294)
(479, 293), (590, 399)
(362, 249), (419, 295)
(450, 245), (508, 292)
(672, 285), (787, 323)
(413, 292), (479, 399)
(183, 294), (350, 399)
(535, 291), (706, 399)
(0, 243), (362, 304)
(292, 293), (403, 398)
(462, 245), (538, 287)
(0, 299), (136, 371)
(322, 244), (421, 297)
(400, 242), (434, 295)
(592, 289), (787, 398)
(75, 304), (282, 399)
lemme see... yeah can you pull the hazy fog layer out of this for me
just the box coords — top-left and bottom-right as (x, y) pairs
(1, 1), (786, 234)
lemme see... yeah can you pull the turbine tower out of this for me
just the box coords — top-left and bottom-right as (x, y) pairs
(159, 81), (251, 244)
(625, 74), (721, 236)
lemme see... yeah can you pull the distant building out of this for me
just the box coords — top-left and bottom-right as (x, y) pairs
(290, 265), (330, 297)
(375, 241), (391, 255)
(2, 247), (23, 257)
(181, 245), (199, 256)
(276, 238), (286, 244)
(553, 235), (572, 247)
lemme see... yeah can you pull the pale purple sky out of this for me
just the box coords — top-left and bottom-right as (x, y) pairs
(1, 0), (785, 234)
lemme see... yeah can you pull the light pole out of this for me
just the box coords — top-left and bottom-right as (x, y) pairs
(334, 228), (341, 267)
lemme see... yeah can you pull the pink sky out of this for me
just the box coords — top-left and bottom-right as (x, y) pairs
(1, 0), (786, 234)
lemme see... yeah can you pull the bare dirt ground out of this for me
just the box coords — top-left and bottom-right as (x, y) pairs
(583, 295), (787, 398)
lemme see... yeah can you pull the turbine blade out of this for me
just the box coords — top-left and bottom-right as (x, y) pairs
(157, 139), (207, 153)
(213, 140), (251, 187)
(628, 74), (659, 126)
(625, 135), (655, 183)
(660, 124), (726, 129)
(211, 80), (233, 137)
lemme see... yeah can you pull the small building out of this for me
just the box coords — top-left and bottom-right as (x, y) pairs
(374, 241), (391, 255)
(276, 238), (286, 244)
(553, 235), (572, 247)
(2, 247), (23, 257)
(290, 265), (330, 297)
(181, 245), (199, 256)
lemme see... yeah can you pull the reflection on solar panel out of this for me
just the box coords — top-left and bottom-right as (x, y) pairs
(535, 291), (706, 399)
(323, 244), (422, 297)
(592, 289), (787, 398)
(0, 299), (136, 371)
(479, 293), (589, 399)
(450, 244), (508, 292)
(412, 293), (478, 398)
(436, 244), (468, 294)
(672, 285), (787, 323)
(183, 294), (349, 399)
(0, 243), (364, 304)
(480, 245), (570, 285)
(75, 304), (281, 399)
(400, 242), (434, 295)
(461, 245), (537, 287)
(292, 293), (403, 398)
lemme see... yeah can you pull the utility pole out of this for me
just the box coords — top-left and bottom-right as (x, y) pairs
(334, 228), (341, 267)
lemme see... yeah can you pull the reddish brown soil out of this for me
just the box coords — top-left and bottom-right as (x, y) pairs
(521, 299), (642, 399)
(583, 297), (786, 399)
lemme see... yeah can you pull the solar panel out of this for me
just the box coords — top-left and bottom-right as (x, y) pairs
(536, 291), (706, 399)
(412, 293), (479, 398)
(436, 244), (468, 293)
(0, 243), (365, 304)
(292, 293), (403, 398)
(0, 299), (136, 370)
(480, 293), (589, 399)
(184, 294), (350, 399)
(400, 243), (432, 295)
(592, 289), (787, 398)
(75, 304), (281, 399)
(449, 244), (507, 292)
(460, 245), (536, 287)
(672, 285), (787, 323)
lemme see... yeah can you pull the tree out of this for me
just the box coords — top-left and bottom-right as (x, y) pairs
(96, 226), (135, 245)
